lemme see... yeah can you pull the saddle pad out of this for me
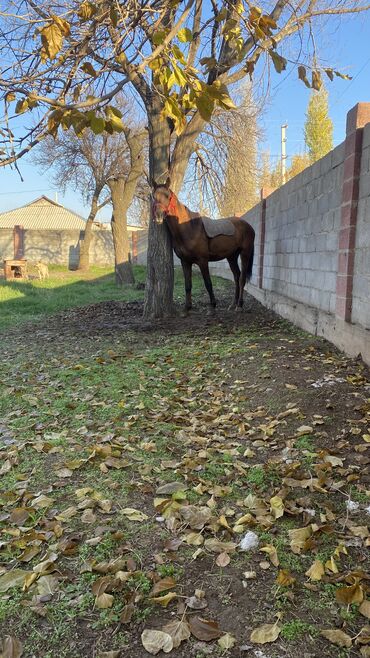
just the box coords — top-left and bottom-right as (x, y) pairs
(202, 216), (235, 238)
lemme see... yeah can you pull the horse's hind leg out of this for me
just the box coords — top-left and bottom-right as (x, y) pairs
(237, 251), (251, 308)
(227, 255), (240, 310)
(181, 260), (192, 312)
(199, 261), (217, 309)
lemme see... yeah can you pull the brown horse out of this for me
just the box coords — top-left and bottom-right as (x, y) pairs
(152, 178), (255, 311)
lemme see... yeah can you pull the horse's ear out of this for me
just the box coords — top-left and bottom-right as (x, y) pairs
(165, 176), (171, 189)
(150, 178), (158, 190)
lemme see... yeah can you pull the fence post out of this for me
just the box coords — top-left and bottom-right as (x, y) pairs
(258, 187), (273, 289)
(336, 103), (370, 322)
(13, 225), (24, 259)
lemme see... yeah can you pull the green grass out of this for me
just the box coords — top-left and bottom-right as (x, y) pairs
(0, 264), (231, 331)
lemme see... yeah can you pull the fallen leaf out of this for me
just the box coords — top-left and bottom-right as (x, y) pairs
(141, 630), (173, 655)
(288, 526), (312, 554)
(1, 636), (23, 658)
(305, 560), (325, 581)
(121, 508), (148, 522)
(270, 495), (284, 519)
(218, 633), (236, 650)
(321, 629), (352, 648)
(204, 538), (237, 553)
(162, 620), (190, 648)
(359, 600), (370, 619)
(261, 544), (279, 567)
(0, 569), (29, 593)
(276, 569), (296, 587)
(98, 652), (120, 658)
(336, 582), (364, 605)
(250, 622), (281, 644)
(189, 616), (222, 641)
(185, 595), (207, 609)
(150, 577), (176, 596)
(216, 552), (230, 567)
(150, 591), (177, 607)
(95, 593), (114, 609)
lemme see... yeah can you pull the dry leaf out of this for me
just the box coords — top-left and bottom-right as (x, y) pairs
(121, 508), (148, 522)
(189, 616), (222, 641)
(141, 630), (173, 655)
(336, 582), (364, 605)
(305, 560), (325, 581)
(150, 591), (177, 607)
(289, 526), (312, 554)
(261, 544), (279, 567)
(162, 620), (190, 648)
(1, 636), (24, 658)
(0, 569), (29, 593)
(270, 495), (284, 519)
(216, 552), (230, 567)
(250, 622), (281, 644)
(204, 538), (237, 553)
(218, 633), (236, 650)
(150, 577), (176, 596)
(276, 569), (296, 587)
(95, 593), (114, 609)
(359, 600), (370, 619)
(321, 629), (352, 648)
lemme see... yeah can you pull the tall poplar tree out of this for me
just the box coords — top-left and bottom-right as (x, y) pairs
(304, 89), (333, 163)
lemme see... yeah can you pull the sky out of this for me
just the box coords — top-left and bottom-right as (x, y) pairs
(0, 9), (369, 222)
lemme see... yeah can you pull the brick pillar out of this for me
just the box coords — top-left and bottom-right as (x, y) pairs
(13, 225), (24, 259)
(336, 103), (370, 321)
(258, 187), (273, 289)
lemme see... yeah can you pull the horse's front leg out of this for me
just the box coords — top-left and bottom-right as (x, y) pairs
(181, 260), (192, 312)
(199, 261), (217, 309)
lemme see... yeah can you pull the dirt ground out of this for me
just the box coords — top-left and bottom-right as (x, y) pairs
(0, 285), (370, 658)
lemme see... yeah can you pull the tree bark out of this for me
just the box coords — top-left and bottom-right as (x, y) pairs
(143, 105), (175, 319)
(108, 129), (144, 286)
(78, 192), (99, 271)
(143, 109), (205, 319)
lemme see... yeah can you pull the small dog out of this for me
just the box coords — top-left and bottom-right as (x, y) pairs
(36, 261), (49, 280)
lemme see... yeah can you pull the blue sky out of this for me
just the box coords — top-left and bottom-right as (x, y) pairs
(0, 10), (369, 221)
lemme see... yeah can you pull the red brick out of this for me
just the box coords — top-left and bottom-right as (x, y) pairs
(339, 226), (356, 250)
(346, 102), (370, 134)
(336, 275), (352, 296)
(344, 129), (363, 156)
(341, 202), (358, 228)
(343, 152), (362, 180)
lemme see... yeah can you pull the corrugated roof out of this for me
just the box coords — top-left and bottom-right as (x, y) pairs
(0, 196), (98, 231)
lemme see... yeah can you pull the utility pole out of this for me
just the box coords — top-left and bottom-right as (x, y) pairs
(281, 123), (288, 184)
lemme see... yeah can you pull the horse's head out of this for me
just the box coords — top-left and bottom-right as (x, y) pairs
(151, 177), (176, 224)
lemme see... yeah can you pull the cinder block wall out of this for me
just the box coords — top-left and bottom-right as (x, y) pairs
(0, 229), (13, 260)
(352, 123), (370, 329)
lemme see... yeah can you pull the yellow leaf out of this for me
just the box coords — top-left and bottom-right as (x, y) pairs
(336, 582), (364, 605)
(321, 629), (352, 648)
(95, 593), (114, 609)
(305, 560), (325, 581)
(325, 556), (338, 574)
(261, 544), (279, 567)
(250, 622), (281, 644)
(270, 495), (284, 519)
(218, 633), (236, 650)
(120, 508), (148, 522)
(276, 569), (296, 587)
(141, 629), (173, 654)
(288, 526), (312, 554)
(359, 600), (370, 619)
(150, 592), (177, 607)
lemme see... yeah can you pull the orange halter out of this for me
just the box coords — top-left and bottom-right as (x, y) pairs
(153, 192), (177, 216)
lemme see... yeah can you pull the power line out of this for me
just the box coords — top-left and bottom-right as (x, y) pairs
(0, 188), (53, 196)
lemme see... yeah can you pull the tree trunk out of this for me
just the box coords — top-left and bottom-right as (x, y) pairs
(109, 178), (135, 285)
(108, 130), (144, 285)
(143, 109), (205, 319)
(143, 106), (175, 319)
(77, 193), (99, 271)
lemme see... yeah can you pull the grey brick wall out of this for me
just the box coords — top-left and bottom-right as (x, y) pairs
(352, 123), (370, 329)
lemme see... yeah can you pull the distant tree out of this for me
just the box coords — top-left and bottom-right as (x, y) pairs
(259, 151), (272, 191)
(218, 87), (260, 216)
(287, 153), (310, 178)
(304, 89), (333, 163)
(34, 117), (145, 280)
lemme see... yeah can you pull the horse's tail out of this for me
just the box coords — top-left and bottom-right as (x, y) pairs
(246, 242), (254, 281)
